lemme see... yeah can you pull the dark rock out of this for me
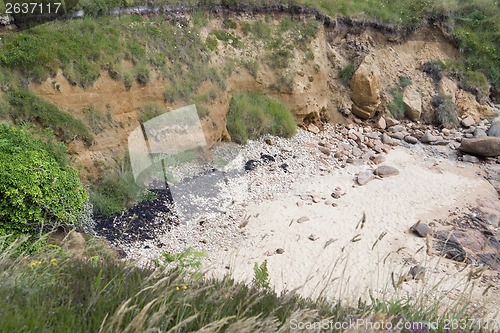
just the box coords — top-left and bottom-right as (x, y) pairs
(276, 248), (285, 254)
(374, 165), (399, 177)
(297, 216), (310, 224)
(404, 135), (418, 144)
(318, 146), (331, 155)
(462, 155), (479, 163)
(308, 234), (319, 241)
(408, 265), (426, 280)
(260, 153), (275, 163)
(434, 231), (466, 262)
(459, 137), (500, 157)
(280, 163), (289, 173)
(245, 159), (259, 171)
(487, 117), (500, 138)
(371, 154), (385, 164)
(410, 222), (430, 237)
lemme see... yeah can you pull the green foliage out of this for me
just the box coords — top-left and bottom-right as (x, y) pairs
(222, 17), (237, 29)
(205, 36), (218, 51)
(212, 30), (241, 46)
(432, 93), (459, 129)
(154, 247), (207, 274)
(388, 87), (405, 120)
(122, 71), (133, 91)
(227, 92), (296, 144)
(250, 20), (272, 40)
(82, 104), (108, 134)
(399, 75), (412, 88)
(0, 124), (88, 243)
(253, 260), (270, 290)
(242, 60), (259, 78)
(270, 74), (294, 93)
(138, 102), (164, 123)
(339, 63), (356, 86)
(134, 62), (150, 86)
(4, 88), (93, 144)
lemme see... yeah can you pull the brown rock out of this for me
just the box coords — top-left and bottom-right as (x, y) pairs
(297, 216), (310, 224)
(438, 77), (458, 104)
(385, 117), (400, 127)
(404, 135), (418, 144)
(319, 146), (331, 155)
(459, 137), (500, 157)
(276, 248), (285, 254)
(371, 154), (386, 164)
(351, 104), (374, 119)
(376, 117), (386, 130)
(308, 234), (320, 241)
(357, 170), (375, 185)
(374, 165), (399, 177)
(455, 90), (496, 122)
(410, 222), (430, 237)
(403, 86), (422, 121)
(307, 123), (320, 134)
(350, 60), (381, 108)
(461, 115), (475, 128)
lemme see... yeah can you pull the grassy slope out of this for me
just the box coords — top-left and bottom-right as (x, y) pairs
(0, 238), (486, 333)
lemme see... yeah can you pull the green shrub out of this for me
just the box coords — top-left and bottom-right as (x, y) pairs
(399, 75), (412, 88)
(253, 260), (270, 290)
(0, 124), (88, 243)
(122, 72), (133, 91)
(134, 62), (150, 86)
(251, 21), (272, 40)
(138, 102), (164, 123)
(242, 60), (259, 79)
(387, 87), (405, 120)
(432, 93), (459, 129)
(339, 63), (356, 86)
(205, 36), (218, 51)
(5, 88), (93, 144)
(83, 104), (107, 134)
(227, 92), (296, 144)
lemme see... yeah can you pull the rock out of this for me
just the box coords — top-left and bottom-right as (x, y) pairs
(461, 115), (476, 128)
(245, 160), (259, 171)
(308, 234), (319, 241)
(459, 137), (500, 157)
(442, 128), (451, 137)
(488, 117), (500, 138)
(462, 155), (479, 163)
(312, 196), (321, 203)
(404, 135), (418, 144)
(455, 90), (496, 122)
(376, 117), (386, 130)
(297, 216), (310, 224)
(350, 59), (381, 110)
(296, 201), (304, 207)
(371, 154), (386, 164)
(276, 248), (285, 254)
(352, 147), (362, 157)
(410, 222), (430, 237)
(351, 104), (374, 119)
(389, 132), (405, 140)
(388, 125), (405, 133)
(403, 86), (422, 121)
(420, 130), (438, 143)
(438, 77), (458, 104)
(474, 128), (488, 138)
(408, 265), (426, 281)
(264, 138), (273, 145)
(357, 170), (374, 185)
(324, 199), (334, 205)
(434, 231), (466, 262)
(374, 165), (399, 178)
(382, 133), (394, 145)
(260, 154), (275, 163)
(307, 123), (320, 134)
(318, 146), (331, 155)
(385, 117), (400, 127)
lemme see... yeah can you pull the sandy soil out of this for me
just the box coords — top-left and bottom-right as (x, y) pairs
(205, 146), (499, 321)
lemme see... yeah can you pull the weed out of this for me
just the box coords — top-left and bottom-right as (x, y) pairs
(242, 60), (259, 79)
(388, 87), (405, 120)
(399, 75), (412, 88)
(83, 104), (107, 134)
(253, 260), (270, 290)
(432, 93), (459, 129)
(122, 72), (133, 91)
(138, 102), (164, 123)
(339, 63), (356, 86)
(227, 92), (296, 144)
(270, 74), (294, 93)
(155, 247), (207, 274)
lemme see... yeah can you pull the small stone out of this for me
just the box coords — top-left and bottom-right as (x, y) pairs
(442, 128), (451, 137)
(371, 154), (386, 164)
(308, 234), (319, 241)
(376, 117), (386, 130)
(307, 123), (320, 134)
(312, 196), (321, 203)
(389, 132), (405, 140)
(324, 199), (334, 205)
(410, 221), (430, 237)
(297, 216), (310, 224)
(319, 146), (331, 155)
(357, 170), (375, 185)
(331, 202), (338, 207)
(474, 128), (488, 138)
(404, 135), (418, 144)
(374, 165), (399, 177)
(276, 248), (285, 254)
(420, 131), (438, 143)
(408, 265), (426, 280)
(385, 117), (400, 127)
(462, 154), (479, 163)
(264, 138), (273, 145)
(382, 133), (392, 144)
(461, 116), (475, 128)
(296, 201), (304, 207)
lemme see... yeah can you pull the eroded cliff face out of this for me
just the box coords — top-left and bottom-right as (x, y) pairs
(29, 13), (495, 178)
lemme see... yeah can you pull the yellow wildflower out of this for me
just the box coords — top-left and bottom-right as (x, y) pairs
(182, 285), (187, 290)
(50, 259), (57, 265)
(29, 260), (42, 268)
(176, 286), (180, 291)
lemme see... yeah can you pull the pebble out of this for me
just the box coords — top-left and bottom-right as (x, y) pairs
(404, 135), (418, 144)
(357, 170), (375, 185)
(374, 165), (399, 177)
(461, 116), (475, 128)
(410, 222), (430, 237)
(462, 155), (479, 163)
(371, 154), (386, 164)
(308, 234), (319, 241)
(297, 216), (310, 224)
(318, 146), (331, 155)
(276, 248), (285, 254)
(421, 131), (438, 143)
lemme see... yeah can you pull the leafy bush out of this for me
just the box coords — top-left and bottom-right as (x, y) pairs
(227, 92), (296, 144)
(253, 260), (270, 290)
(387, 87), (405, 120)
(138, 102), (164, 123)
(432, 93), (459, 129)
(399, 75), (412, 88)
(5, 88), (93, 144)
(0, 124), (89, 243)
(339, 63), (356, 86)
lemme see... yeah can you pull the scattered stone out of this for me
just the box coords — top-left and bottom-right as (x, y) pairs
(324, 199), (334, 205)
(331, 202), (338, 207)
(318, 146), (331, 155)
(459, 137), (500, 157)
(408, 265), (426, 280)
(260, 154), (275, 163)
(297, 216), (310, 224)
(442, 128), (451, 137)
(381, 133), (394, 145)
(474, 128), (488, 138)
(410, 221), (430, 237)
(374, 165), (399, 178)
(307, 123), (320, 134)
(312, 196), (321, 203)
(404, 135), (418, 144)
(389, 132), (405, 140)
(308, 234), (320, 241)
(461, 115), (476, 128)
(388, 125), (405, 133)
(245, 160), (259, 171)
(488, 117), (500, 138)
(385, 117), (399, 127)
(371, 154), (385, 165)
(434, 231), (466, 262)
(462, 155), (479, 163)
(296, 201), (304, 207)
(420, 131), (438, 143)
(264, 138), (273, 145)
(357, 170), (375, 185)
(276, 248), (285, 254)
(376, 117), (386, 130)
